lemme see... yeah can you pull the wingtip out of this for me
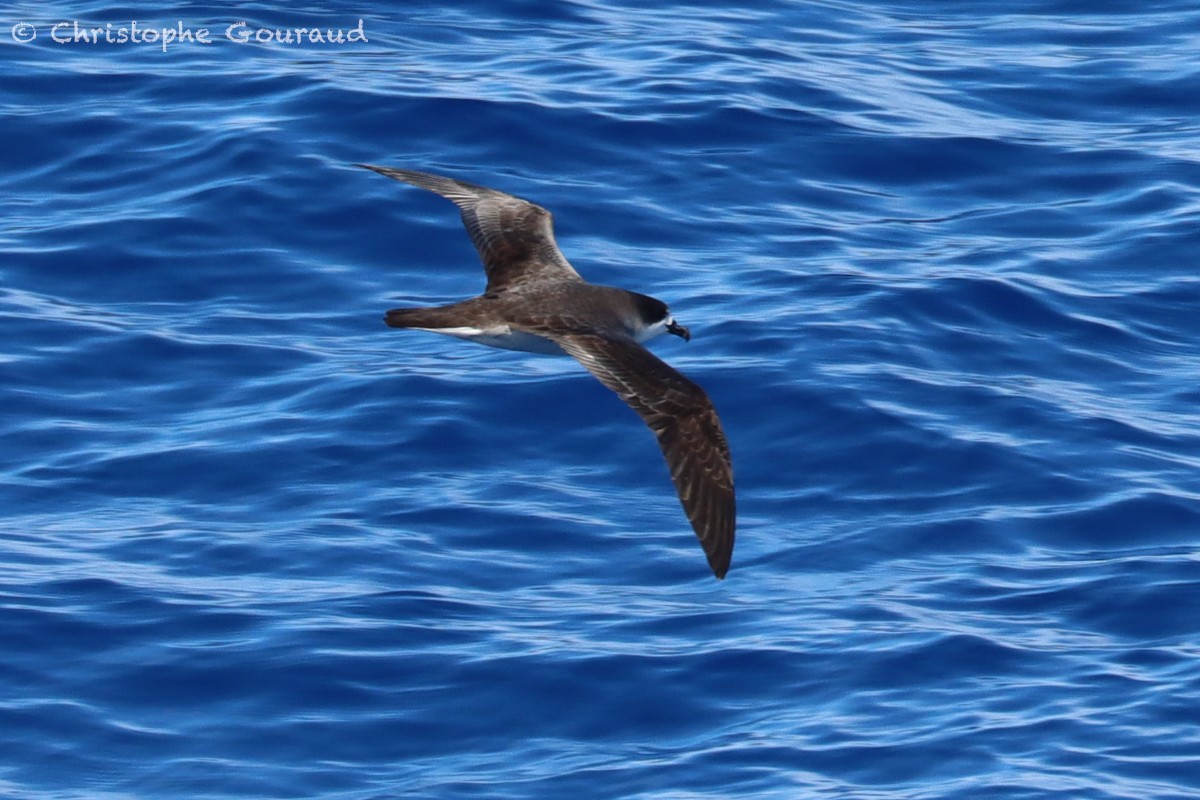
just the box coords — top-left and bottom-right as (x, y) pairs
(703, 514), (735, 580)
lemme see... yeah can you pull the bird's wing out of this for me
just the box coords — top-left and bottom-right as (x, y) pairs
(547, 332), (735, 578)
(356, 165), (583, 293)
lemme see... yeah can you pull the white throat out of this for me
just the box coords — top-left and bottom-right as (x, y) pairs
(636, 315), (674, 343)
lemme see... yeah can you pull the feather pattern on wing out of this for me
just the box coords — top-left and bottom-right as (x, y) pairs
(546, 332), (735, 578)
(356, 165), (582, 293)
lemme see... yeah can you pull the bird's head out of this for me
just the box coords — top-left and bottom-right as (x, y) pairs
(632, 293), (691, 343)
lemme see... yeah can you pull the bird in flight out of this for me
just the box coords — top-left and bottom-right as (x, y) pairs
(358, 165), (735, 578)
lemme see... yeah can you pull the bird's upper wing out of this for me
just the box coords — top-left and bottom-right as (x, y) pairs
(356, 165), (583, 293)
(546, 332), (735, 578)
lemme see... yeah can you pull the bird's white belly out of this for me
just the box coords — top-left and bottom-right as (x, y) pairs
(417, 326), (566, 355)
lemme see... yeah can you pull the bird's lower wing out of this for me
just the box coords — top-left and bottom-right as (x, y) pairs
(548, 333), (735, 578)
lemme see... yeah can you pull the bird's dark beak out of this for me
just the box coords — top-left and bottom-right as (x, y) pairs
(668, 320), (691, 341)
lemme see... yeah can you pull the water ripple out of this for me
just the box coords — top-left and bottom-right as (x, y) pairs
(3, 1), (1199, 798)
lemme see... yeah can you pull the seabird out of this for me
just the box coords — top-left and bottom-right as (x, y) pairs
(358, 165), (735, 579)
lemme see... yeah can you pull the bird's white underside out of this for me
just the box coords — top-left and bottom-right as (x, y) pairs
(415, 326), (565, 355)
(416, 315), (674, 356)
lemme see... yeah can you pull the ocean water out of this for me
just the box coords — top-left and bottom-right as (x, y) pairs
(3, 1), (1199, 797)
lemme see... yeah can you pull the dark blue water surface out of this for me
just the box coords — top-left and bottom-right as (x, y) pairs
(3, 1), (1199, 797)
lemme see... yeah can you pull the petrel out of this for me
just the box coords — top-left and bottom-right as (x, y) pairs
(358, 165), (735, 579)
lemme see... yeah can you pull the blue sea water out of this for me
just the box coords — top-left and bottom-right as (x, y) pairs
(3, 1), (1199, 797)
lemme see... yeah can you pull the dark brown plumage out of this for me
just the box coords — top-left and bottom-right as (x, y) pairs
(359, 164), (736, 578)
(548, 334), (734, 578)
(357, 164), (581, 293)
